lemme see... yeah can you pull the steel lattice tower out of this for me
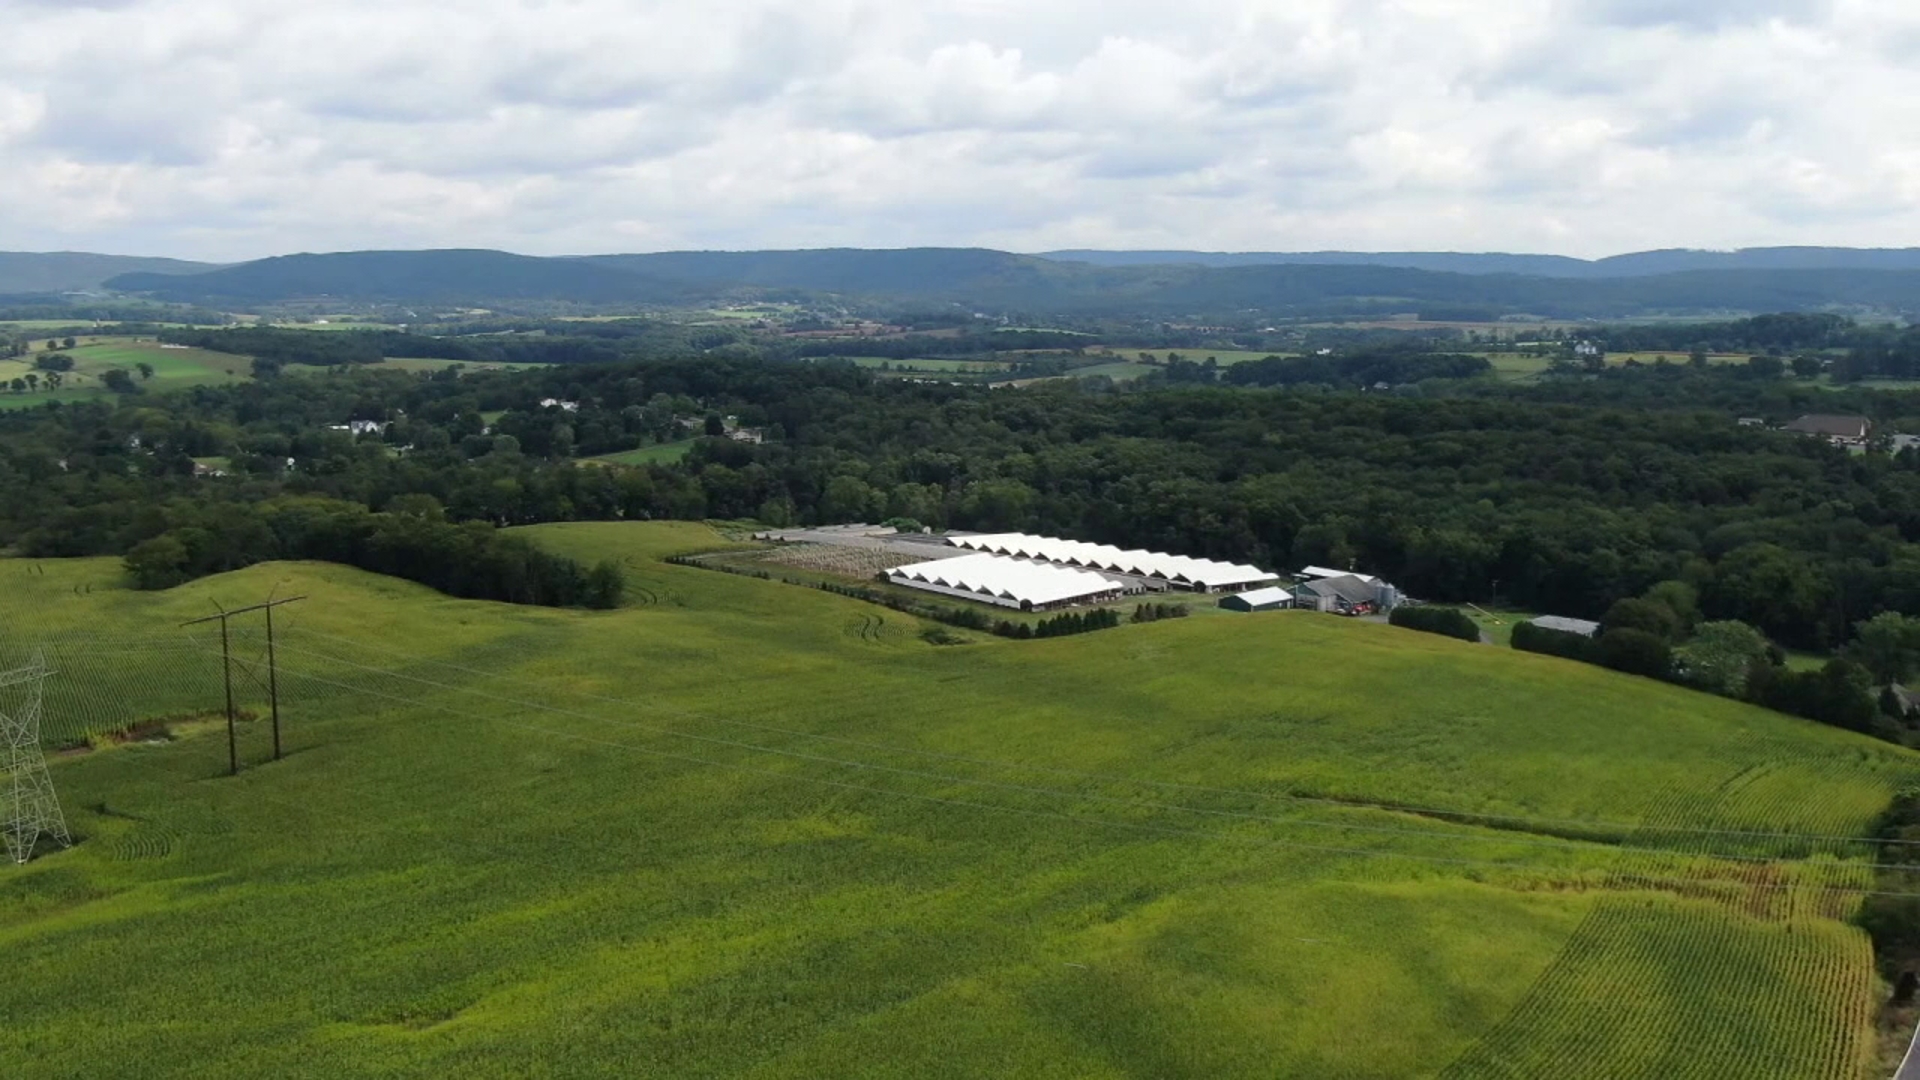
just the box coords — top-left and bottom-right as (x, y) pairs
(1, 653), (71, 864)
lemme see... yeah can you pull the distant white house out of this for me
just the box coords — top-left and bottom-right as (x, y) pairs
(328, 420), (388, 437)
(540, 398), (582, 413)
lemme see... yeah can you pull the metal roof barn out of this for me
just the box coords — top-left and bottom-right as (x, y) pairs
(1219, 587), (1294, 612)
(1531, 616), (1602, 637)
(887, 552), (1127, 610)
(947, 533), (1277, 591)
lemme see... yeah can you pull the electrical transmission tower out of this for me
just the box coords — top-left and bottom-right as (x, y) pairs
(1, 652), (71, 864)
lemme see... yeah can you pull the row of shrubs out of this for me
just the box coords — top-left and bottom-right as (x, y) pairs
(1511, 617), (1884, 739)
(1130, 603), (1191, 624)
(1387, 605), (1480, 642)
(668, 555), (1126, 641)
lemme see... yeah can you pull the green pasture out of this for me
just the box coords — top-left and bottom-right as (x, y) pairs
(832, 357), (1011, 374)
(381, 357), (538, 373)
(1459, 605), (1541, 647)
(1088, 349), (1289, 367)
(0, 522), (1911, 1077)
(1068, 361), (1158, 381)
(0, 338), (244, 409)
(582, 439), (699, 467)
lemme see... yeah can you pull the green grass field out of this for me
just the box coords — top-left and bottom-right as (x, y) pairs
(1067, 361), (1158, 381)
(831, 357), (1012, 374)
(0, 522), (1912, 1077)
(0, 339), (245, 408)
(582, 439), (700, 467)
(1486, 352), (1756, 382)
(1087, 349), (1289, 367)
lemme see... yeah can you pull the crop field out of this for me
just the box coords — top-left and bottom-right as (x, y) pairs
(1484, 352), (1755, 382)
(0, 521), (1914, 1077)
(0, 338), (245, 408)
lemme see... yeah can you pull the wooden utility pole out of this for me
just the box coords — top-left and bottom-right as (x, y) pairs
(182, 595), (305, 774)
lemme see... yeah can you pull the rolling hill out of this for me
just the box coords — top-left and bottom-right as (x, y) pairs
(106, 249), (689, 306)
(0, 521), (1912, 1077)
(0, 251), (216, 295)
(1041, 246), (1920, 278)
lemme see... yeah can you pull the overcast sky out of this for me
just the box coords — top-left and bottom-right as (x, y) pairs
(2, 0), (1915, 261)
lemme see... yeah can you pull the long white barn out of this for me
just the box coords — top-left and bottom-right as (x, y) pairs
(887, 552), (1127, 611)
(948, 533), (1277, 592)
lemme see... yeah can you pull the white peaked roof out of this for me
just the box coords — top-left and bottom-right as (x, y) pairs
(948, 533), (1277, 589)
(1300, 565), (1380, 585)
(1532, 616), (1601, 637)
(889, 552), (1123, 607)
(1232, 586), (1294, 607)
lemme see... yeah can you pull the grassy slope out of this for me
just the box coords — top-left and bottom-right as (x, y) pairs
(0, 339), (245, 408)
(0, 521), (1911, 1078)
(583, 439), (700, 467)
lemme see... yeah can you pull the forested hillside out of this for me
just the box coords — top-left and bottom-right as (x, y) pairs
(94, 247), (1920, 318)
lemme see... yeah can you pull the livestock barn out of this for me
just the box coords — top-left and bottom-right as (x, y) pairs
(885, 552), (1128, 611)
(946, 533), (1278, 593)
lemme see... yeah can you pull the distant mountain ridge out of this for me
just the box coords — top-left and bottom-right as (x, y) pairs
(109, 249), (690, 305)
(0, 251), (217, 295)
(86, 245), (1920, 318)
(1039, 246), (1920, 277)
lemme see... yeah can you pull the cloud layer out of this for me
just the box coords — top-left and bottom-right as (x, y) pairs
(2, 0), (1916, 260)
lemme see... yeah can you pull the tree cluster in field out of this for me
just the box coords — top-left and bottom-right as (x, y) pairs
(1860, 787), (1920, 997)
(1387, 605), (1481, 642)
(1511, 582), (1917, 744)
(119, 495), (623, 609)
(1130, 603), (1190, 623)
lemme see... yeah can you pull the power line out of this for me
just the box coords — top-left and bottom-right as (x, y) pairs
(190, 639), (1920, 898)
(1, 651), (71, 864)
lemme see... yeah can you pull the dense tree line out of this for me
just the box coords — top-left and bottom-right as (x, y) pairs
(1222, 351), (1492, 388)
(8, 354), (1920, 654)
(1510, 586), (1908, 743)
(1388, 605), (1481, 642)
(119, 495), (623, 608)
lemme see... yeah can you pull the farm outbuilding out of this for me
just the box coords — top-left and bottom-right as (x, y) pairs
(886, 552), (1128, 611)
(1530, 616), (1601, 637)
(1293, 574), (1389, 615)
(1219, 587), (1293, 612)
(946, 533), (1277, 592)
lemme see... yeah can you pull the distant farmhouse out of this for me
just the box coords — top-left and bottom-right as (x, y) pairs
(1783, 414), (1871, 447)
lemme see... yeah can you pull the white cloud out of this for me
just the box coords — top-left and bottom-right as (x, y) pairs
(0, 0), (1915, 260)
